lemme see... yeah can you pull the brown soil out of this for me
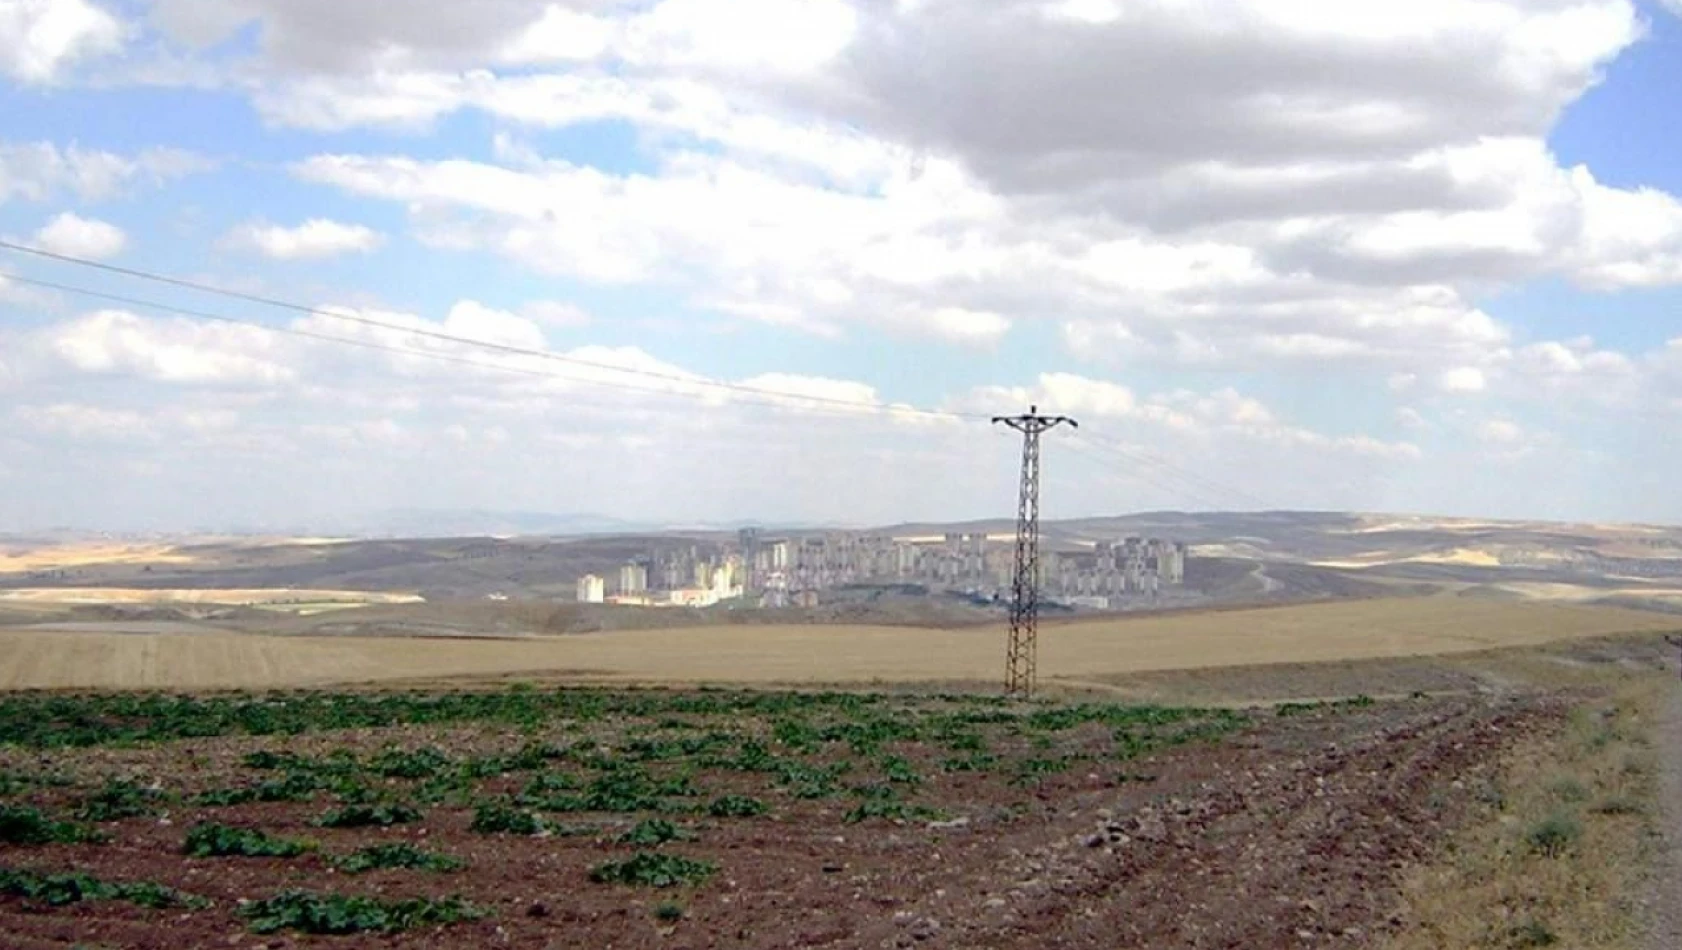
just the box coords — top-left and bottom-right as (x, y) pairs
(0, 694), (1550, 949)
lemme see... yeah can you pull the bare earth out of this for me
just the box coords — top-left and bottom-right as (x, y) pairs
(0, 598), (1674, 691)
(0, 691), (1541, 949)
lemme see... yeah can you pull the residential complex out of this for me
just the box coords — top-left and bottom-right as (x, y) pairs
(574, 529), (1187, 610)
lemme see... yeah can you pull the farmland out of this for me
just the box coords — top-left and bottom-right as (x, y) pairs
(0, 680), (1550, 948)
(0, 597), (1672, 692)
(0, 601), (1676, 947)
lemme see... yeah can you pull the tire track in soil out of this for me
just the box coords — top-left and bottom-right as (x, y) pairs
(860, 699), (1550, 950)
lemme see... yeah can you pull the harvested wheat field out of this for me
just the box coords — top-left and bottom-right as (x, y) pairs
(0, 598), (1674, 692)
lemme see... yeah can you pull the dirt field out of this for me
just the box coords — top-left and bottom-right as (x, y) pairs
(0, 598), (1673, 692)
(0, 684), (1544, 949)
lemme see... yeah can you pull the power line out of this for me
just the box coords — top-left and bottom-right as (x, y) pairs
(0, 239), (992, 423)
(1073, 431), (1272, 511)
(1062, 437), (1233, 512)
(0, 269), (983, 426)
(0, 239), (1275, 514)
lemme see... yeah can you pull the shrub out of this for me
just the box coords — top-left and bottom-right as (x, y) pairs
(653, 901), (684, 922)
(335, 843), (463, 874)
(707, 795), (767, 818)
(1525, 813), (1581, 858)
(1590, 796), (1643, 816)
(0, 866), (204, 909)
(0, 805), (104, 845)
(240, 890), (483, 935)
(589, 852), (715, 888)
(1547, 777), (1587, 803)
(316, 804), (421, 828)
(1507, 918), (1559, 947)
(183, 823), (312, 858)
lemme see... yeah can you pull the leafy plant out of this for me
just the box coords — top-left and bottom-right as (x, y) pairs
(707, 795), (767, 818)
(370, 746), (451, 780)
(1013, 756), (1074, 785)
(589, 852), (716, 888)
(76, 779), (167, 822)
(183, 823), (312, 858)
(940, 754), (998, 773)
(844, 800), (922, 823)
(470, 800), (545, 835)
(240, 889), (483, 934)
(317, 803), (421, 828)
(619, 818), (695, 846)
(653, 901), (684, 922)
(334, 843), (463, 874)
(880, 756), (920, 785)
(0, 805), (104, 845)
(0, 866), (205, 909)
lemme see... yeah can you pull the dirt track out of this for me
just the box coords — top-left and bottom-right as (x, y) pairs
(0, 598), (1674, 691)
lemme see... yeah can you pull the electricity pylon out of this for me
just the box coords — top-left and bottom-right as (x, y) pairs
(992, 405), (1077, 699)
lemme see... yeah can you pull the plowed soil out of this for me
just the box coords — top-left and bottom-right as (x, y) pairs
(0, 687), (1551, 949)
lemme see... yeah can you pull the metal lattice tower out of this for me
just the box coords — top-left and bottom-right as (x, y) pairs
(992, 405), (1077, 699)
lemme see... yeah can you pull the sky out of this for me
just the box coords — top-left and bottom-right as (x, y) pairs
(4, 0), (1682, 533)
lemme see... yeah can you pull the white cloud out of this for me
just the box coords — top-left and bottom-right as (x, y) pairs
(0, 141), (207, 204)
(952, 372), (1418, 461)
(226, 218), (384, 259)
(136, 0), (1677, 383)
(1479, 419), (1525, 444)
(32, 211), (126, 259)
(47, 310), (294, 385)
(1439, 366), (1488, 393)
(439, 300), (546, 350)
(0, 0), (124, 83)
(14, 403), (151, 441)
(521, 300), (592, 328)
(13, 0), (1682, 526)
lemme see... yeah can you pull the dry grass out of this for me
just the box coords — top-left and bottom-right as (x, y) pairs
(1381, 675), (1667, 950)
(0, 588), (423, 606)
(0, 543), (199, 572)
(0, 598), (1672, 692)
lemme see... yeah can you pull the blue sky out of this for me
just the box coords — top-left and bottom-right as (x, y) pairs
(4, 0), (1682, 532)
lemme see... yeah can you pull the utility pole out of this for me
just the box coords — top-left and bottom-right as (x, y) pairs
(992, 405), (1077, 699)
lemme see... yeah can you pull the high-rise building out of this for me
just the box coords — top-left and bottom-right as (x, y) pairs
(738, 528), (762, 592)
(619, 563), (648, 594)
(576, 574), (605, 604)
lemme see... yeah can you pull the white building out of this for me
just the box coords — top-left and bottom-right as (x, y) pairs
(576, 574), (605, 603)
